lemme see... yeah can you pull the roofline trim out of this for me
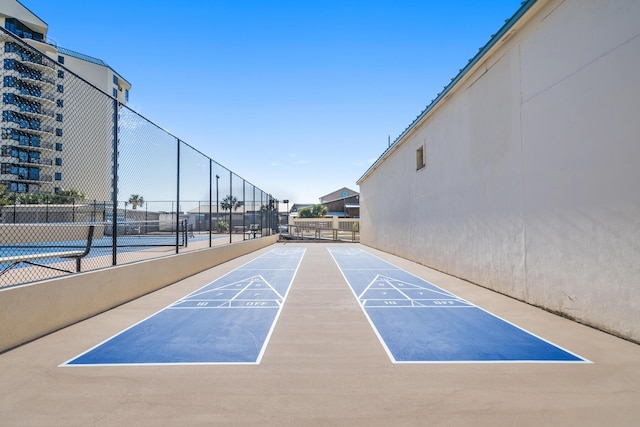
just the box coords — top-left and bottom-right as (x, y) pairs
(357, 0), (538, 185)
(57, 46), (132, 86)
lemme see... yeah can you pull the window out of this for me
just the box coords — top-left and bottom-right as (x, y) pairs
(57, 84), (64, 93)
(58, 70), (64, 79)
(56, 113), (63, 122)
(5, 18), (44, 42)
(17, 149), (28, 162)
(4, 75), (15, 87)
(56, 99), (64, 108)
(55, 128), (63, 137)
(125, 89), (129, 102)
(416, 144), (425, 170)
(113, 75), (119, 85)
(28, 167), (39, 180)
(58, 55), (64, 64)
(112, 88), (118, 98)
(55, 157), (62, 166)
(54, 172), (62, 181)
(12, 182), (27, 193)
(55, 143), (62, 151)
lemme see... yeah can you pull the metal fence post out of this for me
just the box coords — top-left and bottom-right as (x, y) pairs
(209, 159), (213, 247)
(229, 170), (232, 244)
(176, 139), (181, 254)
(111, 98), (119, 266)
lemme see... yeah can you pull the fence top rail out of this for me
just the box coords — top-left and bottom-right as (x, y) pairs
(0, 204), (97, 207)
(289, 224), (358, 232)
(0, 221), (110, 226)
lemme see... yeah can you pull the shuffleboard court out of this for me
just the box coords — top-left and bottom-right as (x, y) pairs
(63, 248), (306, 366)
(328, 247), (588, 363)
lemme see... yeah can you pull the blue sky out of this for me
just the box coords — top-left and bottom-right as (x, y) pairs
(23, 0), (523, 205)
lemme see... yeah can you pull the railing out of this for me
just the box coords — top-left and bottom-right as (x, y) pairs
(283, 218), (360, 242)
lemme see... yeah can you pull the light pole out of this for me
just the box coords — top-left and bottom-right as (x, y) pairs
(282, 199), (289, 232)
(215, 174), (219, 233)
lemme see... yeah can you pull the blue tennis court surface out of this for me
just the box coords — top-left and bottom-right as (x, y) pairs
(0, 233), (219, 271)
(63, 248), (305, 366)
(329, 248), (588, 363)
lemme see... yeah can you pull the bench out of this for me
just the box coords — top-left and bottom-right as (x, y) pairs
(0, 225), (95, 278)
(246, 224), (261, 239)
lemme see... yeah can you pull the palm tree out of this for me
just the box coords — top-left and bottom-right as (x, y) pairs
(220, 195), (241, 212)
(128, 194), (144, 210)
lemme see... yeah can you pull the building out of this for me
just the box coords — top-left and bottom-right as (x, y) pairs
(0, 0), (130, 200)
(319, 187), (359, 218)
(357, 0), (640, 342)
(288, 203), (313, 217)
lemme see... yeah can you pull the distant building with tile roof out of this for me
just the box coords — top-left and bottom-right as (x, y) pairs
(319, 187), (359, 218)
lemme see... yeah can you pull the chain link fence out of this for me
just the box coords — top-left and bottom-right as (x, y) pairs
(0, 28), (278, 287)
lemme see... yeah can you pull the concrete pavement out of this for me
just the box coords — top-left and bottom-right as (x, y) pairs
(0, 242), (638, 426)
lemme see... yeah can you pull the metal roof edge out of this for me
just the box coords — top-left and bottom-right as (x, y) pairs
(57, 46), (131, 86)
(357, 0), (538, 185)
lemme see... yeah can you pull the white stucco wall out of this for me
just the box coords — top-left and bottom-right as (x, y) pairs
(359, 0), (640, 342)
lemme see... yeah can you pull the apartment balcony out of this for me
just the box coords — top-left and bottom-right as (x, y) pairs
(2, 122), (56, 137)
(2, 173), (53, 183)
(5, 51), (56, 72)
(3, 104), (55, 121)
(0, 145), (53, 164)
(13, 158), (54, 168)
(4, 69), (57, 89)
(4, 90), (56, 107)
(38, 141), (55, 151)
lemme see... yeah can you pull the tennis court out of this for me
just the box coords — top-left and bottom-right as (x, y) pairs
(0, 221), (224, 282)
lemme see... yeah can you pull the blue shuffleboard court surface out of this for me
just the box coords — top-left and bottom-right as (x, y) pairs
(63, 248), (305, 366)
(328, 248), (588, 363)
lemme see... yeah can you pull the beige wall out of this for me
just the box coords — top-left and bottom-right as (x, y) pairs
(0, 1), (47, 35)
(0, 235), (278, 353)
(359, 0), (640, 342)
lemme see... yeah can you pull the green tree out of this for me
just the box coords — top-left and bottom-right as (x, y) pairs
(0, 187), (85, 205)
(259, 199), (276, 215)
(0, 184), (10, 206)
(220, 195), (241, 212)
(298, 204), (327, 218)
(51, 189), (85, 204)
(128, 194), (145, 210)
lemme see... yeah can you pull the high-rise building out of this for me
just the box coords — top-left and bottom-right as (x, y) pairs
(0, 0), (130, 200)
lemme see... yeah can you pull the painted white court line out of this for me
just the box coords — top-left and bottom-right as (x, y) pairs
(328, 247), (591, 364)
(60, 247), (306, 367)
